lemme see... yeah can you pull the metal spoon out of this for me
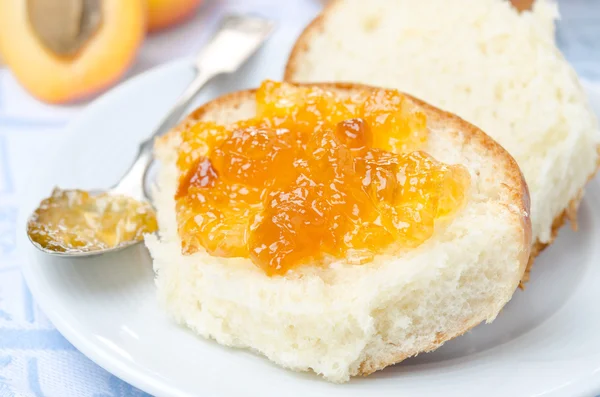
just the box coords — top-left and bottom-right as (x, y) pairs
(26, 14), (275, 257)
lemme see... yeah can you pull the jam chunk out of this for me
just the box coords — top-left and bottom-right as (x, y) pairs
(177, 121), (228, 172)
(362, 89), (428, 153)
(249, 183), (330, 275)
(177, 157), (260, 256)
(256, 80), (357, 132)
(210, 126), (298, 188)
(174, 81), (470, 275)
(335, 118), (373, 151)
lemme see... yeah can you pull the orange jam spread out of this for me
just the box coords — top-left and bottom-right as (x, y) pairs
(28, 189), (158, 253)
(175, 81), (470, 275)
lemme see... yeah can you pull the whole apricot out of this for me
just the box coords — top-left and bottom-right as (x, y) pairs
(147, 0), (203, 32)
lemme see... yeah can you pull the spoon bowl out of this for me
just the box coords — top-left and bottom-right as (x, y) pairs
(26, 187), (157, 257)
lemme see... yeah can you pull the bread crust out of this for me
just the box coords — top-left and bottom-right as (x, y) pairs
(521, 153), (600, 285)
(356, 317), (482, 376)
(155, 82), (532, 377)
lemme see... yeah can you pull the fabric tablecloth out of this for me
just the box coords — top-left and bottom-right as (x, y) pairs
(0, 0), (599, 395)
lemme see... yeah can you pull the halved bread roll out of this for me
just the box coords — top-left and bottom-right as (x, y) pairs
(285, 0), (600, 281)
(146, 83), (531, 382)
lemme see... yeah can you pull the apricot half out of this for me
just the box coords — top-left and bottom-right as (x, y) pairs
(0, 0), (146, 103)
(147, 0), (202, 32)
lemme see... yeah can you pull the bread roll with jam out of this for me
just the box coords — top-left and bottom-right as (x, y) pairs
(146, 82), (530, 382)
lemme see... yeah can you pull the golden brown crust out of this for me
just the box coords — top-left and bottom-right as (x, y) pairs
(520, 202), (572, 285)
(155, 82), (532, 378)
(356, 318), (482, 376)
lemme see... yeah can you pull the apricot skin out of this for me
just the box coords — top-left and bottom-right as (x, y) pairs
(0, 0), (146, 104)
(147, 0), (203, 32)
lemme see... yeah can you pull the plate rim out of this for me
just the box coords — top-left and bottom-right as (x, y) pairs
(20, 60), (600, 397)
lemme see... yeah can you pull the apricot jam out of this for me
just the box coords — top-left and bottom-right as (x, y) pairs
(175, 81), (470, 275)
(28, 189), (158, 253)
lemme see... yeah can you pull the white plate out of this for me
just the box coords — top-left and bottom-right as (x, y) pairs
(19, 57), (600, 396)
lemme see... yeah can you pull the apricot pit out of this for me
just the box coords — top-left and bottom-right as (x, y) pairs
(27, 0), (102, 56)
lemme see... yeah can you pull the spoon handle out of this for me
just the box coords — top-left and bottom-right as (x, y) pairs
(111, 70), (216, 196)
(111, 69), (216, 199)
(140, 69), (218, 155)
(112, 14), (275, 200)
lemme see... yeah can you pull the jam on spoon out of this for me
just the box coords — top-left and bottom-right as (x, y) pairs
(27, 188), (157, 253)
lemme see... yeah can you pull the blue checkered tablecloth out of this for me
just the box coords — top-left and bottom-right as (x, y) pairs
(0, 0), (599, 396)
